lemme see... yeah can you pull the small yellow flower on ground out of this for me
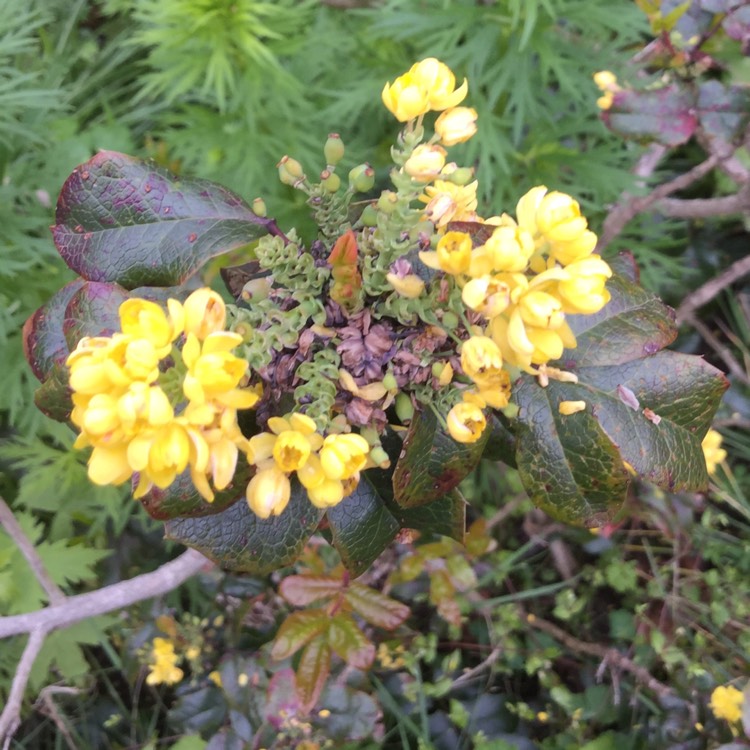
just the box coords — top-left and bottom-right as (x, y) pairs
(146, 637), (184, 686)
(702, 428), (727, 476)
(709, 684), (743, 723)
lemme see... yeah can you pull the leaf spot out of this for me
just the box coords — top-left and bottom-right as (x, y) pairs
(188, 233), (197, 243)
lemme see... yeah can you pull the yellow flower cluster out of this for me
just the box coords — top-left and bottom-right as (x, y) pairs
(425, 188), (611, 443)
(67, 289), (258, 501)
(246, 413), (370, 518)
(593, 70), (620, 110)
(702, 428), (727, 476)
(146, 637), (184, 686)
(709, 684), (744, 723)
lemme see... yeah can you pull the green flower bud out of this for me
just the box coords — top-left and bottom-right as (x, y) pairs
(348, 163), (375, 193)
(252, 197), (267, 217)
(278, 155), (306, 186)
(321, 171), (341, 193)
(395, 392), (414, 423)
(324, 133), (345, 166)
(376, 190), (398, 214)
(441, 311), (459, 330)
(382, 372), (398, 391)
(369, 446), (391, 468)
(360, 203), (378, 226)
(446, 166), (475, 186)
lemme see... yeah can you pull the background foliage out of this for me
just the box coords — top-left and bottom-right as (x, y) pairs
(2, 0), (749, 748)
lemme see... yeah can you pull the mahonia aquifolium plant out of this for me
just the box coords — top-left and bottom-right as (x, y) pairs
(24, 59), (727, 574)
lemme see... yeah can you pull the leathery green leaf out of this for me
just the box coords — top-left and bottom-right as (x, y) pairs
(393, 407), (488, 508)
(164, 479), (323, 574)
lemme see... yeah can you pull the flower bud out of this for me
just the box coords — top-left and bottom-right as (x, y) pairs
(435, 106), (478, 146)
(359, 203), (378, 226)
(446, 401), (486, 444)
(395, 392), (414, 423)
(324, 133), (345, 166)
(252, 197), (267, 217)
(368, 446), (390, 469)
(382, 372), (398, 391)
(444, 166), (475, 186)
(377, 190), (399, 214)
(321, 171), (341, 193)
(277, 155), (306, 187)
(349, 163), (375, 193)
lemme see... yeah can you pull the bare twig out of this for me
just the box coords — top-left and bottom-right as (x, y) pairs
(1, 628), (48, 748)
(683, 314), (750, 387)
(657, 189), (750, 218)
(0, 548), (210, 639)
(0, 497), (65, 606)
(676, 253), (750, 325)
(0, 548), (211, 746)
(524, 612), (676, 703)
(598, 154), (719, 251)
(450, 645), (502, 688)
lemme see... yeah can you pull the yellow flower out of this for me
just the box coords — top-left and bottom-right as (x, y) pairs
(515, 186), (548, 237)
(146, 637), (184, 686)
(461, 336), (503, 386)
(404, 144), (447, 182)
(702, 429), (727, 476)
(319, 433), (370, 480)
(462, 275), (511, 319)
(246, 466), (292, 518)
(593, 71), (619, 111)
(408, 58), (468, 111)
(517, 290), (565, 330)
(386, 272), (425, 299)
(536, 191), (589, 243)
(182, 332), (256, 408)
(274, 429), (312, 472)
(381, 72), (431, 122)
(119, 298), (183, 354)
(447, 401), (486, 443)
(420, 231), (472, 275)
(183, 288), (227, 340)
(420, 180), (478, 228)
(709, 685), (743, 723)
(128, 421), (197, 496)
(483, 225), (535, 273)
(559, 400), (586, 415)
(556, 256), (612, 314)
(434, 106), (478, 146)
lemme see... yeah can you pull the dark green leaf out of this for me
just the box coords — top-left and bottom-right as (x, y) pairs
(164, 479), (324, 574)
(514, 376), (631, 526)
(383, 489), (466, 543)
(562, 269), (677, 367)
(53, 151), (273, 289)
(271, 610), (330, 661)
(573, 352), (726, 490)
(603, 84), (697, 146)
(279, 575), (343, 606)
(314, 685), (383, 742)
(344, 582), (410, 629)
(296, 637), (331, 712)
(327, 613), (375, 669)
(169, 686), (227, 736)
(482, 414), (517, 466)
(393, 407), (488, 508)
(139, 460), (249, 520)
(326, 474), (399, 576)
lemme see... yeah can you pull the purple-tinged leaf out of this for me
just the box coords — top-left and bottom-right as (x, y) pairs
(23, 279), (85, 382)
(697, 80), (750, 144)
(271, 611), (330, 661)
(327, 613), (375, 670)
(603, 84), (698, 146)
(344, 583), (410, 630)
(279, 575), (344, 607)
(33, 363), (71, 422)
(296, 638), (331, 712)
(52, 151), (275, 289)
